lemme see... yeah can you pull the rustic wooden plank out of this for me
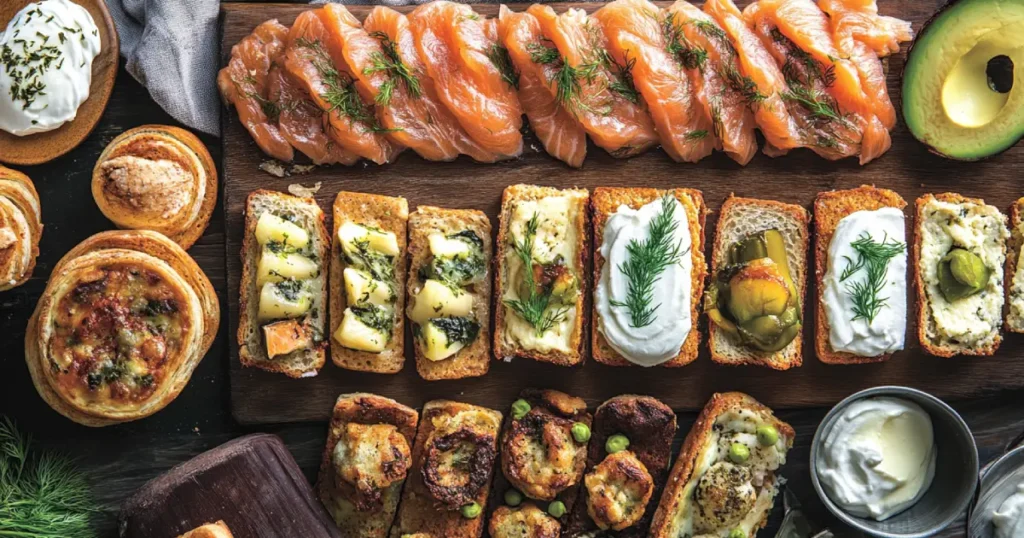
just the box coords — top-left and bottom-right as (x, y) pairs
(221, 1), (1024, 425)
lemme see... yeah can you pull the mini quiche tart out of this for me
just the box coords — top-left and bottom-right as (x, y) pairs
(489, 504), (561, 538)
(25, 230), (218, 427)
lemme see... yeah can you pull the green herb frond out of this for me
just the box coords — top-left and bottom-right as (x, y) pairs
(298, 38), (395, 133)
(527, 42), (560, 65)
(364, 31), (422, 107)
(503, 214), (571, 335)
(721, 64), (767, 109)
(606, 53), (640, 104)
(685, 130), (709, 142)
(840, 232), (906, 324)
(663, 13), (707, 71)
(488, 43), (520, 91)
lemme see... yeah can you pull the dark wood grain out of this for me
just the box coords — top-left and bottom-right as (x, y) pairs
(118, 434), (342, 538)
(222, 1), (1024, 425)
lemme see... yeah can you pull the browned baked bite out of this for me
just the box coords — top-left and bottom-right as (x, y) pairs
(488, 503), (560, 538)
(177, 521), (233, 538)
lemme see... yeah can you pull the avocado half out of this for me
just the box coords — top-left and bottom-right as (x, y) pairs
(902, 0), (1024, 160)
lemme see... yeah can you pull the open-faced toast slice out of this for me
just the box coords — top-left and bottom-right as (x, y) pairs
(814, 186), (908, 364)
(564, 395), (676, 537)
(591, 187), (706, 367)
(649, 392), (794, 538)
(1005, 198), (1024, 333)
(494, 184), (589, 367)
(238, 189), (329, 378)
(318, 393), (419, 538)
(407, 206), (492, 380)
(329, 191), (409, 373)
(390, 400), (502, 538)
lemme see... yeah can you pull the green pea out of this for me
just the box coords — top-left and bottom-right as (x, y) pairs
(728, 442), (750, 464)
(547, 500), (567, 518)
(729, 528), (747, 538)
(756, 425), (779, 447)
(511, 399), (531, 420)
(606, 434), (630, 454)
(461, 502), (482, 519)
(571, 422), (591, 443)
(504, 489), (523, 507)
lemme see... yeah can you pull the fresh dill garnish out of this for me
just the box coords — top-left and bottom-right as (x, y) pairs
(364, 31), (421, 107)
(780, 85), (844, 124)
(663, 13), (707, 71)
(504, 213), (571, 335)
(839, 232), (905, 324)
(770, 27), (835, 87)
(610, 195), (689, 328)
(0, 417), (96, 538)
(606, 53), (640, 103)
(527, 42), (560, 65)
(488, 43), (520, 90)
(709, 100), (725, 139)
(721, 64), (767, 109)
(685, 130), (708, 142)
(297, 38), (396, 133)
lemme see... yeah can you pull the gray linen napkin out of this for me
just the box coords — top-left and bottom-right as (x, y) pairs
(107, 0), (221, 136)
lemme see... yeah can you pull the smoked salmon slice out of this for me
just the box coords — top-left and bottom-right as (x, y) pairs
(817, 0), (912, 57)
(267, 66), (359, 165)
(282, 9), (396, 165)
(498, 5), (587, 168)
(528, 4), (659, 158)
(408, 1), (523, 158)
(217, 20), (294, 162)
(363, 6), (501, 163)
(703, 0), (804, 155)
(594, 0), (716, 163)
(668, 0), (760, 164)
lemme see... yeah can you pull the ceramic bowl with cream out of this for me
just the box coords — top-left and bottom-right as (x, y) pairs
(969, 443), (1024, 538)
(810, 386), (979, 538)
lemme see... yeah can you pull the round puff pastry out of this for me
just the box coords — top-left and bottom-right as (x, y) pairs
(0, 165), (42, 291)
(25, 230), (219, 427)
(92, 125), (217, 249)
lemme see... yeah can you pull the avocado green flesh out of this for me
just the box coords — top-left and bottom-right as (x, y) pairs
(903, 0), (1024, 160)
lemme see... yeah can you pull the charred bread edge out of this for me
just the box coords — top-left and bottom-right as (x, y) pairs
(590, 187), (706, 367)
(329, 191), (409, 373)
(708, 194), (809, 370)
(1006, 198), (1024, 333)
(493, 184), (589, 367)
(649, 392), (795, 538)
(408, 206), (492, 381)
(237, 189), (328, 377)
(914, 193), (1004, 357)
(814, 186), (907, 364)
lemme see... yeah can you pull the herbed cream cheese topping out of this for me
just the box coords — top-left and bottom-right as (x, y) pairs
(822, 208), (907, 357)
(595, 197), (692, 366)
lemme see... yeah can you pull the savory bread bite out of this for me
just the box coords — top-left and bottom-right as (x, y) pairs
(649, 392), (793, 538)
(565, 395), (676, 537)
(407, 206), (492, 380)
(705, 195), (809, 370)
(0, 165), (42, 291)
(489, 503), (561, 538)
(330, 191), (409, 373)
(178, 521), (233, 538)
(815, 186), (908, 364)
(915, 193), (1007, 356)
(592, 187), (706, 367)
(318, 393), (418, 538)
(1006, 198), (1024, 332)
(391, 400), (502, 538)
(495, 184), (589, 366)
(238, 190), (328, 378)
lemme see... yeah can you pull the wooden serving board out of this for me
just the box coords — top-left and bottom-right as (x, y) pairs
(223, 1), (1024, 425)
(118, 434), (341, 538)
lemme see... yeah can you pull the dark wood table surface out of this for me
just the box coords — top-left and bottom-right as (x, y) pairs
(1, 5), (1022, 538)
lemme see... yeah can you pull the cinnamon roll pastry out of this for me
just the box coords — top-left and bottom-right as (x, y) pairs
(0, 165), (42, 291)
(179, 521), (233, 538)
(25, 230), (219, 427)
(92, 125), (217, 249)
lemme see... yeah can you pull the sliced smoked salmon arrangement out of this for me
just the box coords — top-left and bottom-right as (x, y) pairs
(219, 0), (912, 167)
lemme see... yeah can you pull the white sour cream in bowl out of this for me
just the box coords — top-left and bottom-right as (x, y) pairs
(0, 0), (101, 136)
(994, 484), (1024, 538)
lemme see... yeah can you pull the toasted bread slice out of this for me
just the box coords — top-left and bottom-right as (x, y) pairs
(390, 400), (502, 538)
(649, 392), (794, 538)
(591, 187), (707, 367)
(1006, 198), (1024, 333)
(178, 521), (233, 538)
(317, 393), (419, 538)
(407, 206), (492, 380)
(564, 395), (676, 537)
(494, 184), (589, 366)
(915, 193), (1007, 356)
(329, 191), (409, 373)
(708, 195), (809, 370)
(238, 189), (328, 378)
(814, 186), (908, 364)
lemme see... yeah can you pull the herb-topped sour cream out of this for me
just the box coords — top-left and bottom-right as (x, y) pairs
(0, 0), (100, 136)
(596, 195), (692, 366)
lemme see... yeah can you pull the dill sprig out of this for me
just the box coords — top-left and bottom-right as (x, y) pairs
(504, 213), (570, 335)
(609, 195), (689, 328)
(606, 52), (640, 103)
(487, 43), (520, 91)
(685, 130), (708, 143)
(769, 27), (835, 88)
(663, 13), (707, 71)
(781, 85), (844, 124)
(530, 44), (607, 117)
(297, 38), (395, 133)
(527, 42), (560, 65)
(839, 232), (905, 324)
(0, 417), (97, 538)
(365, 31), (421, 107)
(722, 64), (767, 109)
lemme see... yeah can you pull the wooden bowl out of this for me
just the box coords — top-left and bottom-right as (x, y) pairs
(0, 0), (118, 166)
